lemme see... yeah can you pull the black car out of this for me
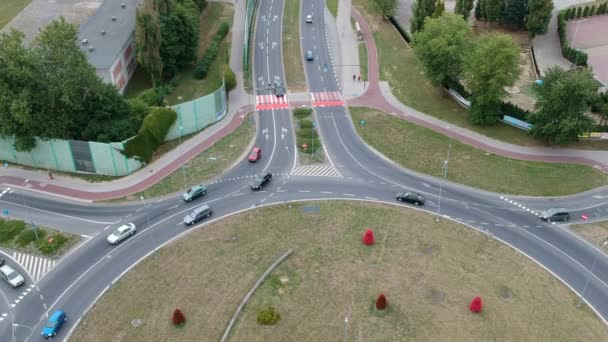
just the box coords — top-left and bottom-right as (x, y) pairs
(183, 204), (213, 225)
(540, 208), (570, 222)
(396, 192), (425, 205)
(274, 81), (285, 97)
(250, 173), (272, 190)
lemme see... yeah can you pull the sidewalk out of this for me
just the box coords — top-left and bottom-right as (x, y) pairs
(0, 0), (253, 202)
(346, 6), (608, 172)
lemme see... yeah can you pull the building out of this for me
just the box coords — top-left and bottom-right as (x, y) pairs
(78, 0), (144, 93)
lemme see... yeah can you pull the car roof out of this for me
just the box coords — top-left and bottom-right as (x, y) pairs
(50, 310), (64, 320)
(191, 184), (204, 191)
(252, 147), (260, 152)
(544, 208), (568, 215)
(192, 204), (210, 214)
(0, 265), (14, 273)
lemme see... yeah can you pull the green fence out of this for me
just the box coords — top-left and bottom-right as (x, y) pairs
(243, 0), (258, 72)
(0, 82), (227, 176)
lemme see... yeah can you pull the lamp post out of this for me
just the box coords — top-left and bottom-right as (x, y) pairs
(578, 239), (608, 307)
(436, 138), (452, 222)
(571, 19), (587, 66)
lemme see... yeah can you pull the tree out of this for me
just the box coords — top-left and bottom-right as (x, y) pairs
(526, 0), (554, 37)
(590, 5), (597, 16)
(463, 34), (520, 125)
(528, 67), (598, 144)
(413, 13), (471, 87)
(172, 308), (185, 325)
(433, 0), (446, 17)
(475, 0), (484, 20)
(576, 6), (582, 18)
(376, 294), (388, 310)
(503, 0), (528, 29)
(136, 0), (163, 85)
(484, 0), (504, 26)
(411, 0), (437, 32)
(159, 0), (200, 78)
(455, 0), (475, 20)
(582, 5), (590, 16)
(374, 0), (399, 17)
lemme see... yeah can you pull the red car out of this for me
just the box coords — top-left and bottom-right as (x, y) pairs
(248, 147), (261, 162)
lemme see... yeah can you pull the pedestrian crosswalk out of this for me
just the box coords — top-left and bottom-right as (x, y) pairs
(310, 91), (345, 107)
(291, 164), (342, 178)
(12, 251), (56, 282)
(256, 94), (289, 111)
(0, 187), (12, 198)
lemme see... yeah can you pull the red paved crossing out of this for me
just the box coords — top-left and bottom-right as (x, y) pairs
(255, 94), (289, 110)
(311, 91), (345, 107)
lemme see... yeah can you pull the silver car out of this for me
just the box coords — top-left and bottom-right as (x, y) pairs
(107, 223), (137, 245)
(0, 264), (24, 288)
(306, 14), (313, 23)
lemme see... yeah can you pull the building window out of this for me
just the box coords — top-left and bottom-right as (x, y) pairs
(116, 75), (126, 90)
(113, 61), (123, 80)
(124, 44), (133, 61)
(127, 58), (136, 76)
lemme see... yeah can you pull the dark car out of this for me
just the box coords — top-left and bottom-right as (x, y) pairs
(396, 192), (425, 206)
(250, 173), (272, 190)
(540, 208), (570, 222)
(41, 310), (66, 338)
(183, 204), (213, 225)
(182, 184), (207, 202)
(305, 51), (314, 61)
(274, 81), (285, 97)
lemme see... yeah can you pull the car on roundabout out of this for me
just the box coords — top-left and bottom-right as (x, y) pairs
(306, 14), (313, 23)
(0, 264), (24, 288)
(106, 223), (137, 245)
(396, 192), (425, 206)
(182, 184), (207, 202)
(250, 173), (272, 191)
(184, 204), (213, 225)
(41, 309), (67, 338)
(249, 147), (262, 162)
(540, 208), (570, 222)
(305, 50), (314, 61)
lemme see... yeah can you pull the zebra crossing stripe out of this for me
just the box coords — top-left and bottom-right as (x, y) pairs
(13, 251), (56, 282)
(291, 165), (342, 178)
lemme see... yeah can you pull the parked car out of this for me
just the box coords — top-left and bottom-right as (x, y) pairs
(182, 184), (207, 202)
(274, 81), (285, 97)
(396, 192), (425, 206)
(305, 14), (313, 23)
(184, 204), (213, 225)
(106, 223), (137, 245)
(0, 264), (24, 288)
(250, 173), (272, 190)
(540, 208), (570, 222)
(41, 310), (67, 338)
(249, 147), (262, 162)
(305, 51), (314, 61)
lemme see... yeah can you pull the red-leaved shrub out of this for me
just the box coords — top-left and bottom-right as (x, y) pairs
(172, 308), (186, 325)
(362, 229), (375, 245)
(376, 293), (388, 310)
(469, 297), (482, 313)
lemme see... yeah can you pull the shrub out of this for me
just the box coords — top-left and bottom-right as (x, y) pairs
(590, 5), (597, 15)
(576, 6), (582, 17)
(138, 88), (164, 106)
(123, 107), (177, 163)
(194, 22), (231, 80)
(583, 6), (590, 16)
(257, 306), (280, 325)
(376, 294), (388, 310)
(37, 234), (68, 255)
(601, 2), (607, 14)
(299, 119), (313, 128)
(564, 8), (572, 19)
(16, 228), (47, 247)
(0, 219), (26, 243)
(296, 128), (314, 138)
(195, 0), (207, 12)
(293, 107), (312, 118)
(223, 65), (237, 91)
(296, 136), (321, 152)
(499, 102), (530, 121)
(557, 15), (588, 66)
(172, 308), (186, 325)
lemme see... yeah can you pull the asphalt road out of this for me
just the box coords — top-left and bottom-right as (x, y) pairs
(0, 0), (608, 340)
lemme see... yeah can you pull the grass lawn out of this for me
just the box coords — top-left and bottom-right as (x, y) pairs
(106, 114), (255, 202)
(0, 0), (30, 29)
(0, 218), (80, 258)
(70, 202), (607, 341)
(571, 221), (608, 248)
(294, 108), (325, 164)
(350, 107), (608, 196)
(164, 3), (234, 105)
(282, 0), (306, 92)
(352, 0), (608, 150)
(326, 0), (338, 17)
(123, 67), (153, 99)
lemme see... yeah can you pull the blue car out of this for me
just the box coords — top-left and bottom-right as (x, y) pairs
(41, 310), (66, 338)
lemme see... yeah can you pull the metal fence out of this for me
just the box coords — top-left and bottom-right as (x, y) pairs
(0, 81), (227, 176)
(243, 0), (258, 72)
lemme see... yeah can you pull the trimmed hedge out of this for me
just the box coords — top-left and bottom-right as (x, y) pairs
(557, 12), (588, 66)
(194, 22), (231, 79)
(299, 119), (313, 128)
(294, 107), (312, 119)
(123, 107), (178, 163)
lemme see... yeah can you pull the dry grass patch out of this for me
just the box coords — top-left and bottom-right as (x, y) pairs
(571, 221), (608, 247)
(71, 202), (607, 341)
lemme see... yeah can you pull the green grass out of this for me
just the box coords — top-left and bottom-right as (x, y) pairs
(350, 107), (608, 196)
(165, 3), (234, 105)
(70, 202), (608, 341)
(294, 109), (324, 164)
(353, 1), (608, 150)
(123, 67), (153, 99)
(106, 114), (255, 202)
(282, 0), (306, 91)
(326, 0), (338, 17)
(0, 0), (31, 29)
(0, 218), (79, 257)
(358, 41), (368, 82)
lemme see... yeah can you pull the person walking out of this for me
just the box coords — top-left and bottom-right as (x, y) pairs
(357, 75), (361, 82)
(353, 74), (356, 82)
(48, 170), (54, 180)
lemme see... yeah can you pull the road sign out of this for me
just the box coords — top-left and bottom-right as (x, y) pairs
(359, 119), (366, 126)
(581, 214), (588, 220)
(2, 209), (8, 216)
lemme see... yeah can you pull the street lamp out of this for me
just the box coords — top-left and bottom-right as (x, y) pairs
(140, 195), (147, 207)
(578, 239), (608, 307)
(571, 19), (587, 66)
(436, 138), (452, 222)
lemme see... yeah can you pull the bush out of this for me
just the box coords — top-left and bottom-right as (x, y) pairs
(123, 107), (178, 163)
(16, 228), (47, 247)
(37, 234), (68, 255)
(194, 22), (231, 80)
(296, 136), (321, 153)
(564, 8), (572, 20)
(195, 0), (207, 12)
(0, 219), (26, 243)
(583, 6), (590, 16)
(293, 107), (312, 118)
(138, 88), (164, 106)
(557, 14), (588, 66)
(257, 306), (280, 325)
(296, 128), (314, 138)
(590, 5), (597, 15)
(499, 102), (530, 121)
(223, 65), (237, 91)
(576, 6), (582, 17)
(299, 119), (313, 128)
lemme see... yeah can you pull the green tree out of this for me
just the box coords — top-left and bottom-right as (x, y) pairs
(464, 34), (520, 125)
(374, 0), (399, 17)
(433, 0), (446, 17)
(582, 5), (590, 16)
(526, 0), (554, 37)
(136, 0), (163, 85)
(484, 0), (504, 26)
(576, 6), (582, 18)
(455, 0), (475, 20)
(159, 0), (200, 78)
(503, 0), (528, 28)
(413, 13), (471, 87)
(590, 5), (597, 15)
(529, 67), (598, 144)
(411, 0), (437, 32)
(563, 7), (572, 20)
(475, 0), (484, 20)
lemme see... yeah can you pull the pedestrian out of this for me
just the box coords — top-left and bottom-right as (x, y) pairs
(353, 74), (356, 82)
(358, 75), (361, 82)
(48, 170), (54, 180)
